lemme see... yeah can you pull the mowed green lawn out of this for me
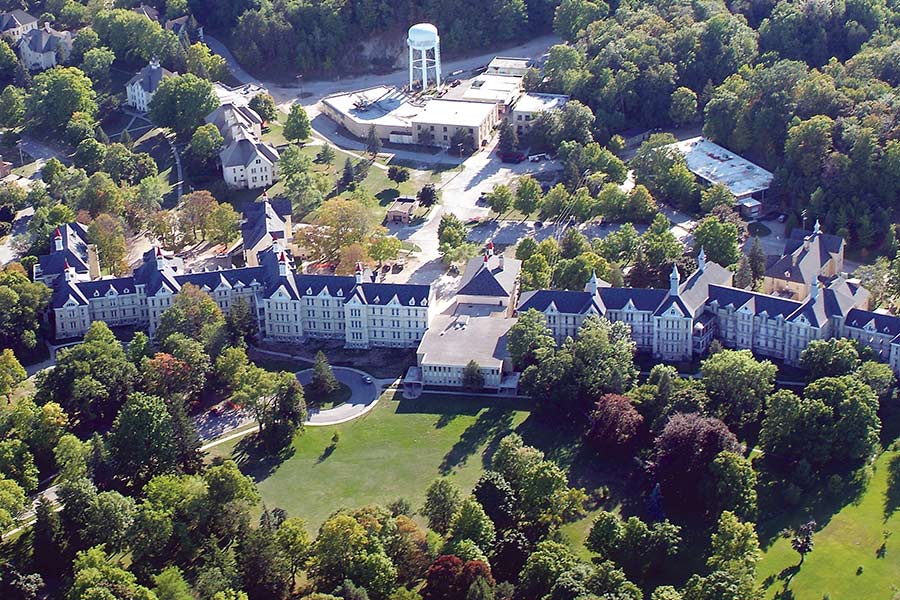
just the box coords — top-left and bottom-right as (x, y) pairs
(208, 392), (531, 531)
(757, 448), (900, 599)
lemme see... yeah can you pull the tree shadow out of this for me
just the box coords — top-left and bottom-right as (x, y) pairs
(884, 453), (900, 520)
(439, 408), (515, 475)
(232, 431), (296, 483)
(317, 443), (337, 464)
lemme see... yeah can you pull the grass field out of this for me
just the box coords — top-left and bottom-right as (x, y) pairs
(756, 447), (900, 599)
(208, 392), (532, 531)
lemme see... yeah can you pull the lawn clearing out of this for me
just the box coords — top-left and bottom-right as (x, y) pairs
(756, 447), (900, 599)
(307, 382), (352, 409)
(207, 392), (531, 532)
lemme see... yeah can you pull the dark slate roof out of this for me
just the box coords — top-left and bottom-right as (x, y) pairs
(766, 230), (845, 284)
(0, 10), (36, 30)
(517, 289), (597, 314)
(458, 255), (521, 297)
(78, 276), (137, 300)
(126, 62), (173, 93)
(355, 282), (430, 306)
(598, 287), (668, 311)
(707, 284), (801, 318)
(241, 198), (291, 250)
(788, 228), (844, 256)
(845, 308), (900, 337)
(165, 15), (190, 33)
(654, 294), (692, 317)
(177, 266), (267, 293)
(293, 273), (357, 299)
(786, 293), (828, 327)
(677, 261), (733, 314)
(38, 222), (90, 277)
(132, 248), (181, 296)
(23, 27), (66, 53)
(51, 276), (87, 307)
(39, 250), (87, 276)
(220, 137), (278, 168)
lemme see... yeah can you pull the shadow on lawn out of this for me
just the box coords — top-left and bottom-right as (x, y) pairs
(439, 407), (516, 475)
(232, 431), (296, 482)
(885, 453), (900, 520)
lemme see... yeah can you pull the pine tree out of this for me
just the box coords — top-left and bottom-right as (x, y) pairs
(119, 128), (133, 149)
(341, 158), (354, 188)
(165, 396), (203, 474)
(498, 120), (519, 154)
(33, 497), (65, 577)
(748, 236), (767, 282)
(317, 144), (335, 165)
(735, 255), (753, 289)
(311, 351), (338, 397)
(366, 125), (381, 156)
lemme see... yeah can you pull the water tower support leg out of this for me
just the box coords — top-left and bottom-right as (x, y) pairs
(434, 44), (441, 87)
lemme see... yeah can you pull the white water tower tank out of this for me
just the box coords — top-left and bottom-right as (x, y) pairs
(408, 23), (441, 90)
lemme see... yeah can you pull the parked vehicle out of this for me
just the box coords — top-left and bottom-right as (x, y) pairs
(528, 153), (549, 162)
(498, 151), (526, 163)
(363, 376), (373, 384)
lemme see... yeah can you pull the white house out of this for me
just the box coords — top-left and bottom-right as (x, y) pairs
(125, 59), (174, 113)
(0, 10), (37, 41)
(18, 23), (72, 71)
(220, 132), (279, 189)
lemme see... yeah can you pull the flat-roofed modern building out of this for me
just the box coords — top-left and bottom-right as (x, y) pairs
(510, 93), (568, 135)
(486, 56), (531, 77)
(410, 99), (499, 149)
(665, 136), (773, 202)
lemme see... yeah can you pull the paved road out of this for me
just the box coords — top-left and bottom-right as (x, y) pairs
(0, 206), (33, 265)
(20, 135), (70, 166)
(297, 366), (382, 424)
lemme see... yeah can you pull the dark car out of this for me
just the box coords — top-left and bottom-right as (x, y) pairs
(498, 151), (526, 164)
(534, 221), (544, 229)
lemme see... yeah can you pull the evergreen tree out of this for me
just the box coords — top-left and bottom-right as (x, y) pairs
(748, 237), (766, 282)
(341, 158), (355, 188)
(32, 497), (65, 577)
(366, 126), (382, 156)
(317, 144), (336, 165)
(498, 120), (519, 154)
(311, 351), (338, 397)
(734, 256), (753, 289)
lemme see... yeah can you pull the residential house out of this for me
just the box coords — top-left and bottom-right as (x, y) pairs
(763, 221), (845, 300)
(125, 58), (174, 113)
(0, 10), (37, 41)
(19, 23), (72, 71)
(219, 131), (279, 189)
(241, 196), (293, 267)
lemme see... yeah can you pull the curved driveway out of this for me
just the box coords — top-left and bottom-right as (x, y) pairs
(296, 366), (381, 425)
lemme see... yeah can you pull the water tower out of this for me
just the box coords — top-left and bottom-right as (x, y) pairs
(408, 23), (441, 90)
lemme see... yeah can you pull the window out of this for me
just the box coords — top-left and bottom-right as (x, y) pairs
(517, 115), (522, 120)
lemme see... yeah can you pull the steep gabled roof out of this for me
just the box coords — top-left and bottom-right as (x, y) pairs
(707, 284), (801, 318)
(0, 10), (36, 30)
(457, 254), (521, 297)
(597, 287), (668, 311)
(517, 289), (598, 315)
(355, 282), (430, 307)
(22, 26), (68, 54)
(126, 62), (174, 94)
(845, 308), (900, 337)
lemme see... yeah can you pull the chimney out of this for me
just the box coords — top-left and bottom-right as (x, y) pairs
(149, 56), (160, 70)
(63, 258), (73, 282)
(155, 246), (166, 270)
(483, 254), (489, 265)
(810, 281), (820, 300)
(813, 219), (821, 235)
(586, 270), (599, 294)
(696, 246), (706, 272)
(669, 264), (680, 296)
(486, 241), (494, 257)
(278, 251), (288, 276)
(355, 261), (363, 284)
(271, 234), (280, 254)
(54, 227), (63, 252)
(498, 254), (504, 270)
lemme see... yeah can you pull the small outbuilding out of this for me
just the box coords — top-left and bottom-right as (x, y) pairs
(386, 197), (418, 225)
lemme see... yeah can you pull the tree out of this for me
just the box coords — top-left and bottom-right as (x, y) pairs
(791, 520), (816, 565)
(27, 66), (97, 131)
(0, 85), (25, 129)
(74, 138), (107, 173)
(310, 513), (368, 591)
(585, 511), (681, 581)
(462, 361), (485, 391)
(707, 511), (760, 574)
(317, 144), (336, 165)
(0, 477), (24, 532)
(154, 566), (193, 600)
(54, 434), (90, 482)
(369, 235), (401, 265)
(498, 120), (519, 154)
(417, 184), (437, 207)
(82, 46), (116, 84)
(388, 166), (410, 187)
(154, 283), (225, 348)
(800, 338), (860, 379)
(423, 555), (465, 600)
(206, 203), (241, 245)
(191, 123), (225, 162)
(669, 87), (697, 127)
(734, 256), (752, 289)
(507, 309), (556, 370)
(186, 42), (229, 81)
(653, 413), (741, 517)
(240, 517), (292, 600)
(514, 176), (542, 216)
(438, 213), (468, 248)
(517, 541), (579, 600)
(586, 394), (644, 452)
(693, 217), (740, 267)
(179, 190), (219, 241)
(486, 185), (513, 216)
(311, 351), (339, 397)
(472, 471), (517, 532)
(367, 125), (382, 156)
(0, 348), (25, 402)
(87, 213), (127, 274)
(108, 392), (179, 488)
(423, 478), (462, 535)
(701, 349), (776, 431)
(249, 93), (278, 123)
(748, 237), (766, 282)
(448, 497), (495, 551)
(700, 184), (734, 214)
(78, 172), (125, 217)
(277, 517), (311, 588)
(32, 496), (64, 576)
(708, 451), (757, 520)
(70, 545), (155, 600)
(297, 198), (378, 263)
(149, 73), (219, 136)
(284, 104), (311, 142)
